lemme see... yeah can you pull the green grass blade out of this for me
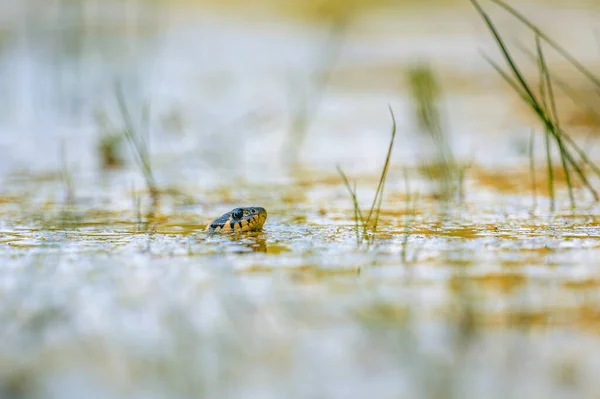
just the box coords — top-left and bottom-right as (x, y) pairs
(337, 165), (365, 246)
(366, 106), (397, 232)
(487, 0), (600, 89)
(471, 0), (540, 107)
(529, 129), (537, 210)
(537, 36), (574, 207)
(475, 0), (600, 203)
(512, 40), (600, 131)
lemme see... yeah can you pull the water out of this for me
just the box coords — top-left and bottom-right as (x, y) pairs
(1, 1), (600, 398)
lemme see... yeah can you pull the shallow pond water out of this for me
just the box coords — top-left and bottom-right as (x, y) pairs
(1, 1), (600, 398)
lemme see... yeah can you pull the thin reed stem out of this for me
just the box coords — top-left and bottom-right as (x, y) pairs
(115, 82), (159, 208)
(337, 165), (364, 247)
(529, 129), (537, 210)
(366, 106), (397, 234)
(536, 36), (574, 207)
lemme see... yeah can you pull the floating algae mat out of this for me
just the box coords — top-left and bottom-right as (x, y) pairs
(1, 0), (600, 398)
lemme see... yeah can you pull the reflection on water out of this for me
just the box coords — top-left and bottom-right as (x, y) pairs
(204, 232), (268, 253)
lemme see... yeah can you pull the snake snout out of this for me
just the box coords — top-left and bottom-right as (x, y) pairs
(251, 206), (267, 217)
(252, 207), (268, 229)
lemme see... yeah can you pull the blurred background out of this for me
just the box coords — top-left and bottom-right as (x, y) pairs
(1, 0), (598, 179)
(2, 0), (600, 398)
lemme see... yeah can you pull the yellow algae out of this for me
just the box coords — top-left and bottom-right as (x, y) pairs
(469, 273), (527, 294)
(444, 258), (476, 268)
(473, 166), (583, 195)
(564, 279), (600, 290)
(281, 190), (307, 204)
(440, 226), (480, 239)
(575, 306), (600, 334)
(499, 255), (544, 267)
(480, 311), (551, 329)
(242, 265), (277, 273)
(353, 302), (410, 326)
(266, 243), (292, 254)
(240, 264), (360, 281)
(281, 265), (360, 284)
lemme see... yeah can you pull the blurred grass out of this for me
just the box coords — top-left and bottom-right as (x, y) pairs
(473, 0), (600, 209)
(115, 84), (160, 210)
(95, 110), (126, 171)
(407, 63), (467, 205)
(283, 18), (346, 168)
(157, 0), (600, 16)
(124, 0), (599, 28)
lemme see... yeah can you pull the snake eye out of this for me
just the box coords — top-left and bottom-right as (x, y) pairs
(232, 208), (244, 219)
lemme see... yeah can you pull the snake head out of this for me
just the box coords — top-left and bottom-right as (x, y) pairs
(206, 206), (268, 233)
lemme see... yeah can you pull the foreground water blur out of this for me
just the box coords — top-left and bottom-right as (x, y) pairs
(1, 0), (600, 398)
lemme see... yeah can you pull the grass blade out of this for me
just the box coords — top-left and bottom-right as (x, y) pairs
(337, 165), (365, 246)
(115, 82), (159, 208)
(473, 0), (600, 204)
(536, 35), (574, 208)
(529, 129), (537, 210)
(487, 0), (600, 89)
(337, 106), (398, 247)
(366, 106), (397, 233)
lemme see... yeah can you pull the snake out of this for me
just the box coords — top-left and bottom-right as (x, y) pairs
(206, 206), (268, 234)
